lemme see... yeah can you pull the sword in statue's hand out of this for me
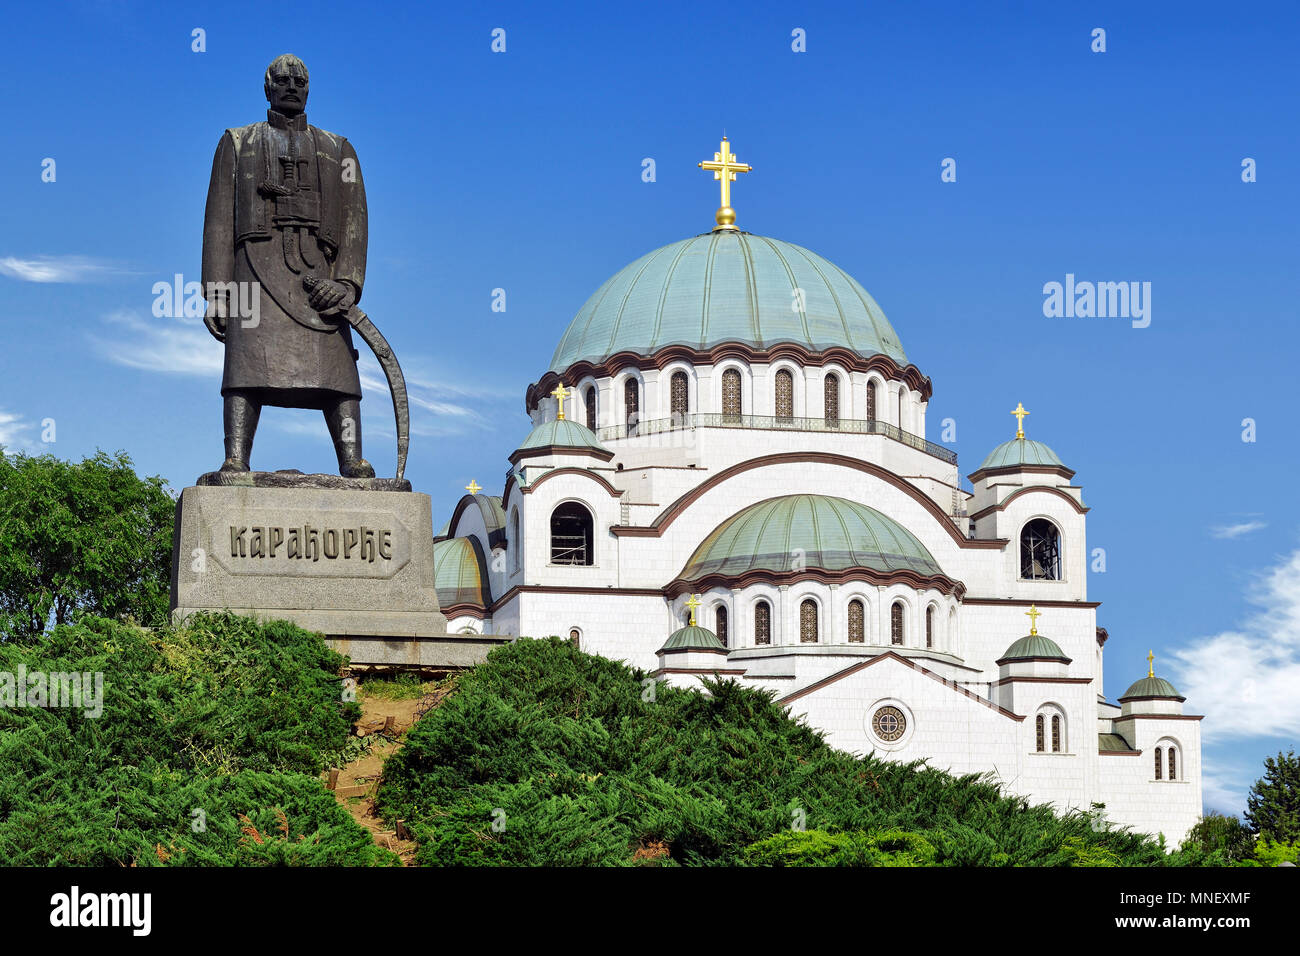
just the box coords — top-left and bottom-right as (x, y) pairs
(303, 275), (410, 483)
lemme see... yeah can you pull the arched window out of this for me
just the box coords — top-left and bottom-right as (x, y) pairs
(890, 602), (904, 645)
(754, 600), (771, 645)
(584, 387), (597, 431)
(1051, 715), (1062, 752)
(775, 369), (794, 421)
(925, 606), (934, 649)
(1021, 518), (1062, 580)
(716, 605), (728, 648)
(848, 599), (865, 643)
(897, 388), (905, 430)
(799, 599), (818, 643)
(866, 380), (877, 424)
(1035, 714), (1045, 752)
(550, 502), (593, 566)
(824, 374), (840, 427)
(722, 368), (742, 422)
(510, 509), (521, 572)
(1168, 746), (1177, 780)
(670, 371), (689, 422)
(569, 628), (581, 649)
(624, 377), (640, 436)
(1154, 747), (1163, 780)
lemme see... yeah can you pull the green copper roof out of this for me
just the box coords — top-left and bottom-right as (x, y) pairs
(999, 633), (1070, 662)
(516, 418), (609, 455)
(660, 625), (726, 652)
(433, 537), (491, 608)
(977, 438), (1066, 472)
(681, 494), (944, 581)
(1119, 676), (1184, 700)
(550, 231), (907, 371)
(1098, 732), (1136, 753)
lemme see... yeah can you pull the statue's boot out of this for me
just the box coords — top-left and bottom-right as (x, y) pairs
(326, 396), (375, 479)
(222, 392), (260, 472)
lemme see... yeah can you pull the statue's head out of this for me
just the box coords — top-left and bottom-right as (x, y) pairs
(264, 54), (309, 116)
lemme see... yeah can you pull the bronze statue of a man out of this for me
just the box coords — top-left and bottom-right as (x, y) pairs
(202, 53), (373, 477)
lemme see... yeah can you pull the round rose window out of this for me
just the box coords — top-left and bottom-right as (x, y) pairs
(872, 705), (906, 742)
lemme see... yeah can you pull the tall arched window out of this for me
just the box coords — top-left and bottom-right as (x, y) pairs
(1051, 715), (1062, 753)
(1168, 746), (1177, 780)
(866, 380), (877, 424)
(510, 509), (521, 572)
(754, 600), (771, 645)
(1035, 714), (1045, 752)
(799, 599), (818, 643)
(624, 377), (640, 436)
(670, 371), (689, 422)
(1154, 748), (1163, 780)
(925, 606), (934, 649)
(569, 628), (581, 649)
(716, 605), (728, 648)
(1021, 518), (1062, 580)
(890, 602), (904, 645)
(897, 388), (905, 430)
(722, 368), (742, 422)
(824, 374), (840, 428)
(550, 502), (593, 566)
(584, 387), (597, 431)
(848, 599), (865, 643)
(775, 369), (794, 421)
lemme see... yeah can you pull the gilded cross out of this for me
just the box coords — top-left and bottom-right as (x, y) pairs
(465, 479), (482, 495)
(1011, 402), (1030, 440)
(1025, 604), (1041, 635)
(685, 594), (702, 627)
(698, 136), (752, 231)
(1147, 649), (1154, 678)
(550, 382), (570, 420)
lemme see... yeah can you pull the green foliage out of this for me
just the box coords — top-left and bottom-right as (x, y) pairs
(0, 613), (395, 865)
(1174, 811), (1256, 865)
(1245, 750), (1300, 843)
(377, 637), (1174, 866)
(1250, 836), (1299, 867)
(360, 671), (427, 700)
(0, 449), (175, 639)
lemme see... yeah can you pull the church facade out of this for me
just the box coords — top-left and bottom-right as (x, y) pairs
(432, 140), (1203, 847)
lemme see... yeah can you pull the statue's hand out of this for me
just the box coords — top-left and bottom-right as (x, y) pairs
(203, 295), (228, 341)
(307, 278), (352, 314)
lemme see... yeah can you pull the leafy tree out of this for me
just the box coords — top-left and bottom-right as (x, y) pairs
(1245, 750), (1300, 842)
(0, 449), (174, 640)
(1177, 811), (1255, 864)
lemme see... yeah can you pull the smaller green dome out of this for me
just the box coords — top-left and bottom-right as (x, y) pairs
(1119, 676), (1183, 700)
(514, 419), (611, 457)
(977, 438), (1066, 472)
(433, 537), (491, 608)
(659, 625), (725, 652)
(998, 633), (1070, 663)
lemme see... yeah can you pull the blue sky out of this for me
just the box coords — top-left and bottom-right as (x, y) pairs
(1, 1), (1296, 817)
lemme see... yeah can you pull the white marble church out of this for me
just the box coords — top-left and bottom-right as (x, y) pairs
(432, 139), (1203, 846)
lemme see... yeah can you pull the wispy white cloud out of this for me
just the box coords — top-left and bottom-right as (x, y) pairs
(0, 255), (134, 283)
(0, 409), (37, 451)
(1211, 521), (1267, 539)
(1168, 545), (1300, 743)
(1199, 765), (1249, 818)
(89, 309), (223, 377)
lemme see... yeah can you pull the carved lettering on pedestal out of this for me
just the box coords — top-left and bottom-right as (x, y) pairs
(229, 524), (395, 563)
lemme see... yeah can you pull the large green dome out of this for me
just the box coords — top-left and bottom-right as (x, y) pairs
(680, 494), (943, 581)
(549, 231), (907, 372)
(976, 438), (1066, 472)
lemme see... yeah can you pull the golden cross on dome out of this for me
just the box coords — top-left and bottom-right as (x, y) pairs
(1025, 604), (1042, 636)
(698, 136), (752, 232)
(465, 479), (482, 495)
(685, 594), (702, 627)
(550, 382), (570, 420)
(1148, 649), (1155, 678)
(1011, 402), (1030, 440)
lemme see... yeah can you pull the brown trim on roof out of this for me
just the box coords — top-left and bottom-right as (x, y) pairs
(777, 650), (1024, 721)
(992, 676), (1092, 686)
(993, 656), (1074, 666)
(438, 602), (487, 620)
(519, 467), (625, 498)
(657, 646), (729, 657)
(609, 452), (1006, 550)
(508, 444), (615, 466)
(529, 343), (934, 411)
(664, 566), (966, 601)
(968, 485), (1089, 522)
(651, 668), (748, 676)
(1113, 713), (1203, 721)
(1118, 694), (1187, 704)
(968, 463), (1076, 483)
(962, 598), (1102, 609)
(1099, 749), (1142, 756)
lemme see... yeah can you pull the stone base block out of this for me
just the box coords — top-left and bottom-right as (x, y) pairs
(170, 484), (448, 637)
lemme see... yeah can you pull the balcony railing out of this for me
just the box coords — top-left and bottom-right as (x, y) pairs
(596, 413), (958, 465)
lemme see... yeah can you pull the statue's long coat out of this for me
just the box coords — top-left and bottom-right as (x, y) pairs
(202, 109), (367, 401)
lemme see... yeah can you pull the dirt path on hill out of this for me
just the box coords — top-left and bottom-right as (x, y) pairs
(327, 680), (457, 866)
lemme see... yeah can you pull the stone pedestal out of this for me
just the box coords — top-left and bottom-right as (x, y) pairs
(170, 483), (448, 638)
